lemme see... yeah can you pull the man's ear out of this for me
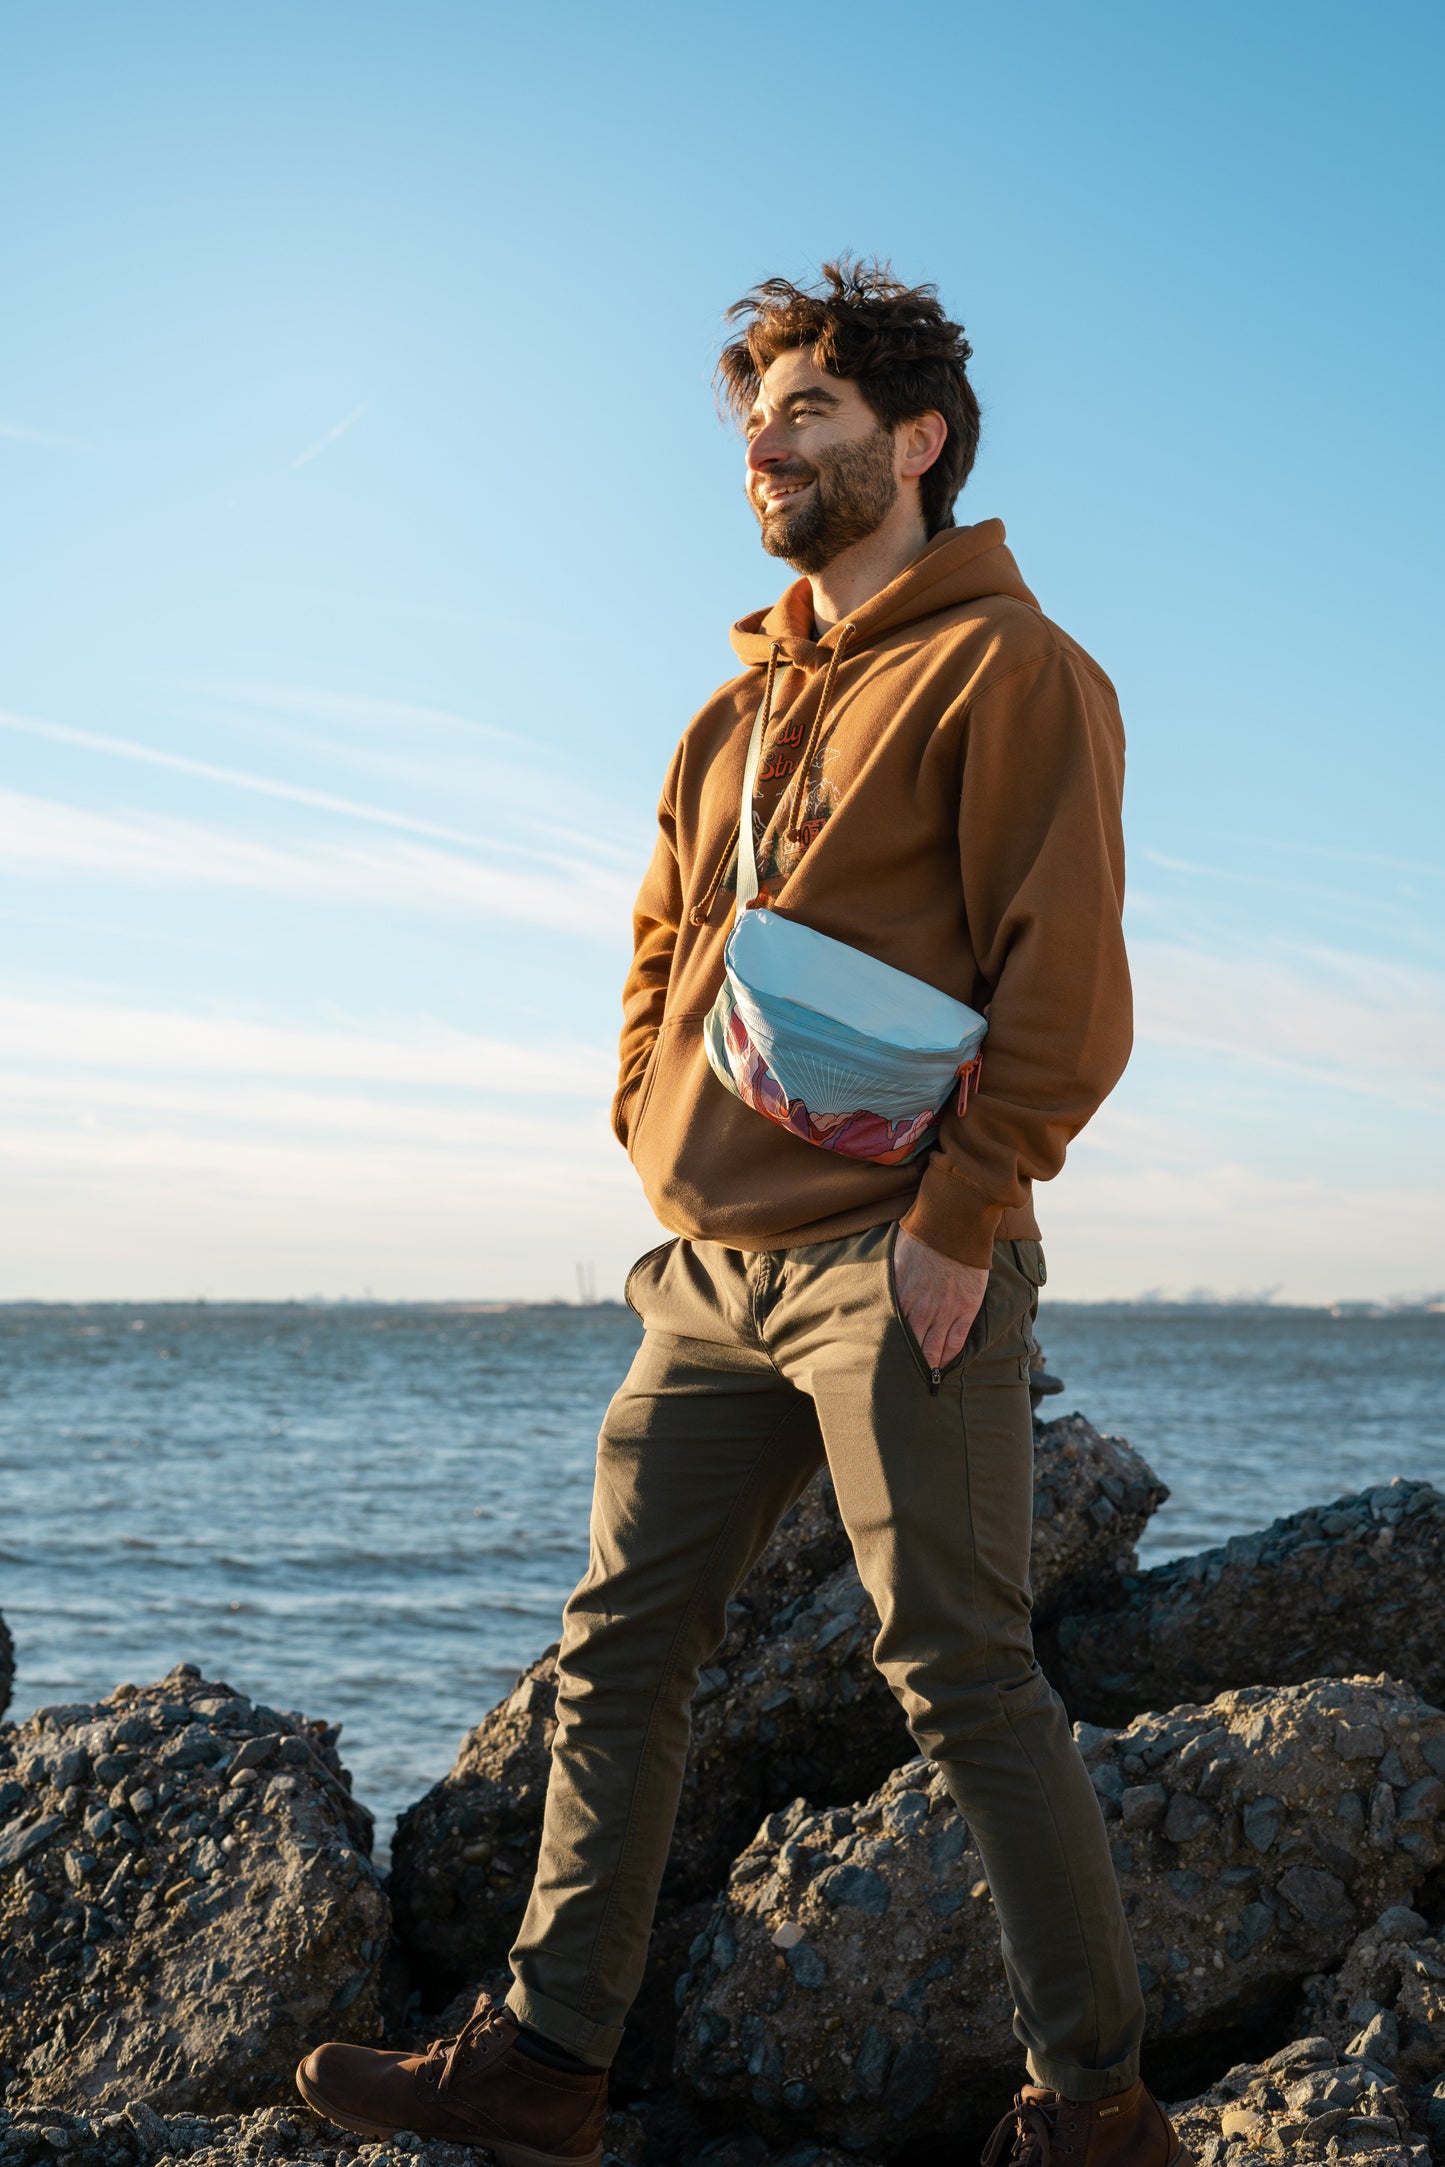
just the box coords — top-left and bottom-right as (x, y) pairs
(899, 409), (948, 480)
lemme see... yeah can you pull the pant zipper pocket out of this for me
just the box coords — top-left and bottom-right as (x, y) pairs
(886, 1229), (947, 1393)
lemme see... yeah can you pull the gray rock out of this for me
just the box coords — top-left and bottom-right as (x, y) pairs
(1028, 1340), (1065, 1415)
(391, 1419), (1165, 1984)
(1026, 1412), (1169, 1619)
(1297, 1904), (1445, 2088)
(1054, 1479), (1445, 1725)
(674, 1678), (1445, 2149)
(1422, 2075), (1445, 2150)
(0, 1614), (13, 1723)
(1168, 2041), (1427, 2167)
(385, 1643), (567, 1989)
(0, 1666), (386, 2116)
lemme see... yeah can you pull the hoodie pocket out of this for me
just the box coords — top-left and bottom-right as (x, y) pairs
(624, 1026), (672, 1163)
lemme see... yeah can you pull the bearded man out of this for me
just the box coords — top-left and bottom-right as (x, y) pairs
(299, 261), (1186, 2167)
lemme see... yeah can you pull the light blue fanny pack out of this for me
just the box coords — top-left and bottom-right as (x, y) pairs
(703, 681), (987, 1165)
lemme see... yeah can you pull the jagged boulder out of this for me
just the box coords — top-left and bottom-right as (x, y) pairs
(390, 1419), (1165, 1985)
(0, 1665), (387, 2115)
(1168, 2035), (1428, 2167)
(673, 1678), (1445, 2151)
(0, 2101), (649, 2167)
(0, 1614), (13, 1723)
(1026, 1412), (1167, 1619)
(386, 1647), (560, 1993)
(1053, 1479), (1445, 1726)
(1297, 1901), (1445, 2090)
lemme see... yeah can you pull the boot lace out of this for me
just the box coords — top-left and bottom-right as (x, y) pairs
(419, 2000), (508, 2096)
(982, 2091), (1058, 2167)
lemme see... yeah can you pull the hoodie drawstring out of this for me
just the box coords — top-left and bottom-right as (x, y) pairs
(783, 620), (853, 842)
(688, 625), (853, 928)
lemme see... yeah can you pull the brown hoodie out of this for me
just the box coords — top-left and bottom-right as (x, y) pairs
(612, 519), (1131, 1270)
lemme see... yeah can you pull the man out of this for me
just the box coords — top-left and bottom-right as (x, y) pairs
(299, 261), (1188, 2167)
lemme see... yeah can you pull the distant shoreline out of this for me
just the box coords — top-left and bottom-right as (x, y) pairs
(1, 1296), (1442, 1316)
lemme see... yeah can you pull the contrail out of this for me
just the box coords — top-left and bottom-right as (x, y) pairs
(0, 419), (95, 452)
(291, 403), (366, 470)
(0, 706), (549, 864)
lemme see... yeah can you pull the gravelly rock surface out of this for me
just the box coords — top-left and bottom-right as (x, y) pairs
(391, 1417), (1164, 1987)
(0, 2101), (649, 2166)
(0, 1666), (386, 2116)
(1053, 1479), (1445, 1727)
(1168, 2035), (1428, 2167)
(674, 1678), (1445, 2150)
(1297, 1902), (1445, 2090)
(0, 2101), (877, 2166)
(0, 1616), (13, 1724)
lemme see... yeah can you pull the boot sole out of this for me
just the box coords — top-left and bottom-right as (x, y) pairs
(293, 2063), (603, 2167)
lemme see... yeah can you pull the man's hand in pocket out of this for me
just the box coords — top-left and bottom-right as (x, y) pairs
(894, 1227), (989, 1373)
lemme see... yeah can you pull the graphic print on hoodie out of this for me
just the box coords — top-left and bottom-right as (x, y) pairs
(723, 668), (844, 906)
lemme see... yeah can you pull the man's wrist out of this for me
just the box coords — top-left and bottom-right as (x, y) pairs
(899, 1176), (1001, 1270)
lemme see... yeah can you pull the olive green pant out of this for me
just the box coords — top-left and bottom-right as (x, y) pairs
(506, 1226), (1144, 2098)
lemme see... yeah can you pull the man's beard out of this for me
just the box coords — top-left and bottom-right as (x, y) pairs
(753, 424), (899, 574)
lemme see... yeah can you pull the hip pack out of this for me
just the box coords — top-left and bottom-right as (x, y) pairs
(703, 667), (987, 1165)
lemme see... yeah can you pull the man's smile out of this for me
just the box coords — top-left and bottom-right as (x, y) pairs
(756, 476), (813, 512)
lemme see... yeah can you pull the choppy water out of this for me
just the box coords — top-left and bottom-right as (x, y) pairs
(1, 1301), (1442, 1849)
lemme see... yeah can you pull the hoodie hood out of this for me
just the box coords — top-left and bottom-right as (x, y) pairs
(729, 518), (1039, 670)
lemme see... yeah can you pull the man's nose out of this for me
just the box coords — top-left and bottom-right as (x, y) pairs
(746, 420), (789, 472)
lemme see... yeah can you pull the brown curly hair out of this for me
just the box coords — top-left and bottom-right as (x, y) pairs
(716, 257), (981, 536)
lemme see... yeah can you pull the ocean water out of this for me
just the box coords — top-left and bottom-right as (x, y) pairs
(1, 1300), (1442, 1850)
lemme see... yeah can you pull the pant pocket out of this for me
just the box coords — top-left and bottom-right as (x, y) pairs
(885, 1223), (986, 1390)
(623, 1239), (678, 1320)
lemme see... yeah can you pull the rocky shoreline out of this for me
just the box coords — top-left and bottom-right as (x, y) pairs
(3, 1385), (1444, 2166)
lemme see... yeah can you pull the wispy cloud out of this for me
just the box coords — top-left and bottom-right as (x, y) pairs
(0, 1069), (605, 1149)
(0, 791), (633, 936)
(0, 419), (95, 453)
(193, 679), (519, 745)
(0, 994), (610, 1096)
(1139, 847), (1414, 922)
(1249, 838), (1445, 883)
(0, 707), (627, 877)
(182, 681), (645, 866)
(0, 1019), (651, 1301)
(0, 1107), (653, 1301)
(290, 404), (366, 470)
(1037, 1147), (1445, 1303)
(1131, 936), (1445, 1113)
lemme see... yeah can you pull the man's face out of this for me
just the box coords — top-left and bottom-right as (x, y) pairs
(744, 348), (900, 574)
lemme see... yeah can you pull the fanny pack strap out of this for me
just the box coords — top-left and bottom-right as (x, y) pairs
(735, 685), (770, 911)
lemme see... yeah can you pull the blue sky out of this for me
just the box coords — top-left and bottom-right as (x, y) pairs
(2, 1), (1441, 1303)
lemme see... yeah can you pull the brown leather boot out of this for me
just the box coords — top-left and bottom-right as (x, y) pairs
(982, 2082), (1193, 2167)
(295, 1994), (606, 2165)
